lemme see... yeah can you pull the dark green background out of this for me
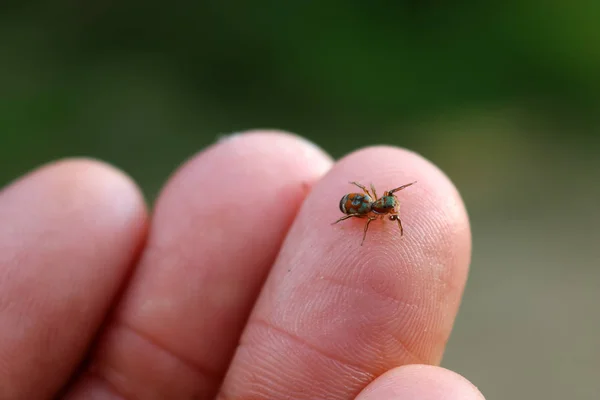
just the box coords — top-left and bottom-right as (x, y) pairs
(2, 2), (599, 398)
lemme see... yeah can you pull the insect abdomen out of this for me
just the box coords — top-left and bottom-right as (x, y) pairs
(339, 193), (372, 215)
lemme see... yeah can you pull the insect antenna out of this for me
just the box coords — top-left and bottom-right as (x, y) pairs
(389, 181), (417, 194)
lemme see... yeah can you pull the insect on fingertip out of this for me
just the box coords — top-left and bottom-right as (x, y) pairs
(334, 180), (415, 245)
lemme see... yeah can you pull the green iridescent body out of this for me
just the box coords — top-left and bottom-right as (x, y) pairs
(332, 181), (416, 245)
(371, 195), (397, 214)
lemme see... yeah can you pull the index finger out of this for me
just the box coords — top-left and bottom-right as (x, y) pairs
(219, 146), (472, 399)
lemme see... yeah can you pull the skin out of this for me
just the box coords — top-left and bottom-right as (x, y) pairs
(0, 130), (483, 399)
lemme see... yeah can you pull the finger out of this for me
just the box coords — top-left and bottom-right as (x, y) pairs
(355, 365), (485, 400)
(0, 159), (147, 399)
(219, 146), (472, 399)
(64, 131), (333, 399)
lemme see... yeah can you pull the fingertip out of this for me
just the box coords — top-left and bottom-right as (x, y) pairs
(153, 128), (334, 251)
(296, 143), (472, 299)
(218, 144), (474, 398)
(52, 156), (147, 212)
(356, 365), (485, 400)
(156, 129), (333, 214)
(336, 144), (470, 233)
(211, 128), (333, 175)
(327, 143), (472, 289)
(2, 157), (148, 233)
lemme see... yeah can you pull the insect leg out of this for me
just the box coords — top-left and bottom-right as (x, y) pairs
(389, 181), (417, 194)
(370, 183), (378, 200)
(394, 216), (404, 236)
(361, 216), (377, 246)
(331, 213), (364, 225)
(349, 181), (373, 198)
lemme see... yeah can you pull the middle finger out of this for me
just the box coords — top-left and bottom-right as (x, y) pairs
(65, 131), (333, 399)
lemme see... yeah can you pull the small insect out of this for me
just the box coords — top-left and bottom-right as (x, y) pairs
(332, 181), (416, 245)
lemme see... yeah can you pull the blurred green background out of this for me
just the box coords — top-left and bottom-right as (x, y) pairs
(2, 2), (599, 398)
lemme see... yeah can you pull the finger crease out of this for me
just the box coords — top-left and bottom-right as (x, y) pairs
(318, 274), (420, 312)
(115, 319), (224, 384)
(86, 368), (131, 400)
(249, 318), (374, 376)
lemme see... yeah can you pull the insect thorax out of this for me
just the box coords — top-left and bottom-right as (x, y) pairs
(372, 195), (397, 213)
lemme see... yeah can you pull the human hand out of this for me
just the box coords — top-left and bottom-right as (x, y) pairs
(0, 131), (483, 399)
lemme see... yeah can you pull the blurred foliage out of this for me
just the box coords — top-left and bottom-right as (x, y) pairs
(1, 1), (600, 198)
